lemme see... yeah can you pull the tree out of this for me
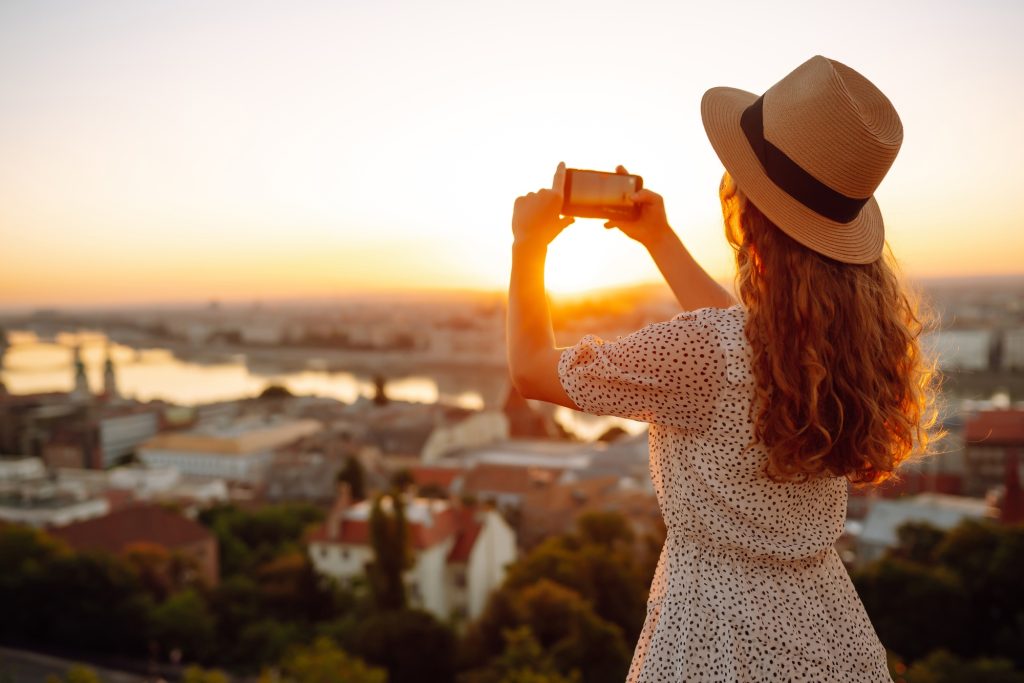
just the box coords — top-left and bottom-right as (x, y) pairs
(150, 589), (217, 661)
(366, 493), (410, 611)
(263, 637), (385, 683)
(892, 521), (946, 564)
(123, 542), (197, 601)
(353, 609), (456, 683)
(854, 557), (969, 661)
(198, 503), (324, 578)
(182, 665), (231, 683)
(43, 666), (102, 683)
(502, 525), (647, 642)
(489, 627), (581, 683)
(372, 375), (389, 406)
(902, 650), (1024, 683)
(337, 455), (366, 501)
(260, 384), (293, 399)
(467, 579), (630, 683)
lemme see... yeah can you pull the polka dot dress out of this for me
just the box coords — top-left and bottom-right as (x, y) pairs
(558, 305), (892, 682)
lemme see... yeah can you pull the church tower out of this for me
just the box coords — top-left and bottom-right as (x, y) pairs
(102, 344), (120, 403)
(70, 345), (91, 401)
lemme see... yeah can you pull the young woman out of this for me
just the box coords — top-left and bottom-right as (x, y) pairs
(507, 56), (936, 682)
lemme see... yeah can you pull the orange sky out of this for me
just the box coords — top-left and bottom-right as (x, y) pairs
(2, 0), (1023, 308)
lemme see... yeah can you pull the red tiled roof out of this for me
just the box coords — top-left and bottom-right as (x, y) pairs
(52, 503), (212, 553)
(965, 410), (1024, 445)
(309, 506), (460, 551)
(410, 466), (463, 490)
(462, 463), (562, 496)
(447, 507), (483, 563)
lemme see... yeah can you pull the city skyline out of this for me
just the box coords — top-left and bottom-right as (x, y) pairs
(2, 0), (1023, 307)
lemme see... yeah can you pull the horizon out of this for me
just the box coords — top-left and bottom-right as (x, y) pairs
(2, 0), (1023, 308)
(1, 271), (1023, 317)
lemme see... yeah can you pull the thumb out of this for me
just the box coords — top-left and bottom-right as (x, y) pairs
(558, 216), (575, 230)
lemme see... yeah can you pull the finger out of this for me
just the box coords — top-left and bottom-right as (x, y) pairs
(552, 161), (566, 194)
(615, 165), (628, 175)
(558, 216), (575, 230)
(630, 188), (659, 204)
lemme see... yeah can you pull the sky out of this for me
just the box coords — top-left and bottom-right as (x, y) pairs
(1, 0), (1022, 309)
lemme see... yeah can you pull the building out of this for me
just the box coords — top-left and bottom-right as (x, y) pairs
(1002, 328), (1024, 370)
(0, 471), (110, 529)
(52, 503), (219, 585)
(519, 476), (663, 550)
(460, 463), (566, 510)
(308, 488), (515, 621)
(0, 456), (47, 482)
(262, 452), (345, 503)
(923, 329), (993, 371)
(963, 408), (1024, 522)
(420, 411), (508, 463)
(137, 416), (322, 484)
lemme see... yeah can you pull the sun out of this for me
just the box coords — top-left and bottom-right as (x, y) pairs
(544, 220), (655, 296)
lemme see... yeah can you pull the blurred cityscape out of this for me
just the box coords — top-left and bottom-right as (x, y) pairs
(1, 275), (1023, 682)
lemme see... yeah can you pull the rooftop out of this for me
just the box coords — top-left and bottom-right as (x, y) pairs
(965, 409), (1024, 446)
(51, 503), (213, 553)
(140, 416), (322, 454)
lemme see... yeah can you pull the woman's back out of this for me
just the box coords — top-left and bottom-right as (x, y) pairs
(558, 304), (891, 681)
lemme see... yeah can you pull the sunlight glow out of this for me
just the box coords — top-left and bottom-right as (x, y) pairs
(0, 0), (1022, 307)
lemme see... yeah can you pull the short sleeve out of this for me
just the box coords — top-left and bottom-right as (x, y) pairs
(557, 308), (726, 431)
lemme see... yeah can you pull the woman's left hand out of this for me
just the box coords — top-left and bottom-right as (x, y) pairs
(512, 161), (575, 247)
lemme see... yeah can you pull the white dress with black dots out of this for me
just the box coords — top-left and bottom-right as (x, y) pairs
(557, 305), (893, 683)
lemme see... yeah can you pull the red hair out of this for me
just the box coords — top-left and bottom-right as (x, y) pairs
(720, 173), (939, 484)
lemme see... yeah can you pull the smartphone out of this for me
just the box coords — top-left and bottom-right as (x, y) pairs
(561, 168), (643, 221)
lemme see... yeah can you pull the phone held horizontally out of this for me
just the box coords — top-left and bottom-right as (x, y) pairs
(561, 167), (643, 221)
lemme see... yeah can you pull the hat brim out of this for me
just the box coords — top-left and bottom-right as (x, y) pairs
(701, 86), (884, 264)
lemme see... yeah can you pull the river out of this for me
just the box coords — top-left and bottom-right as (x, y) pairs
(0, 330), (644, 441)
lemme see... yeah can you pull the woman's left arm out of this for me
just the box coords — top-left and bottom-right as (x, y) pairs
(507, 163), (579, 409)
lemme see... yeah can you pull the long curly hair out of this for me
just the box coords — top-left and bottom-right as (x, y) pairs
(720, 172), (939, 484)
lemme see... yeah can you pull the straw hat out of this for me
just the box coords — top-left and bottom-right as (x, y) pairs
(701, 55), (903, 264)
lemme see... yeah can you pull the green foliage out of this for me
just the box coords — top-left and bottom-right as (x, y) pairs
(50, 665), (102, 683)
(234, 619), (304, 669)
(903, 649), (1024, 683)
(469, 580), (630, 683)
(366, 493), (410, 611)
(352, 609), (456, 683)
(462, 510), (647, 683)
(892, 521), (946, 564)
(198, 503), (325, 578)
(502, 528), (646, 642)
(488, 627), (581, 683)
(207, 557), (357, 669)
(182, 665), (231, 683)
(123, 542), (198, 601)
(151, 589), (217, 660)
(854, 557), (968, 661)
(575, 511), (635, 549)
(265, 636), (386, 683)
(854, 519), (1024, 669)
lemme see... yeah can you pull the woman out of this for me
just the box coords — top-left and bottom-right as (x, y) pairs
(507, 56), (936, 682)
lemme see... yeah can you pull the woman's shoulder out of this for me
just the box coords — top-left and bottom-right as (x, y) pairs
(669, 304), (751, 385)
(670, 303), (746, 331)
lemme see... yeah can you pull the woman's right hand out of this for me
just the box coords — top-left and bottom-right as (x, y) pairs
(603, 165), (674, 249)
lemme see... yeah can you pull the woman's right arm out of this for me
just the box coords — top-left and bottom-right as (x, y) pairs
(605, 166), (737, 311)
(643, 227), (737, 311)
